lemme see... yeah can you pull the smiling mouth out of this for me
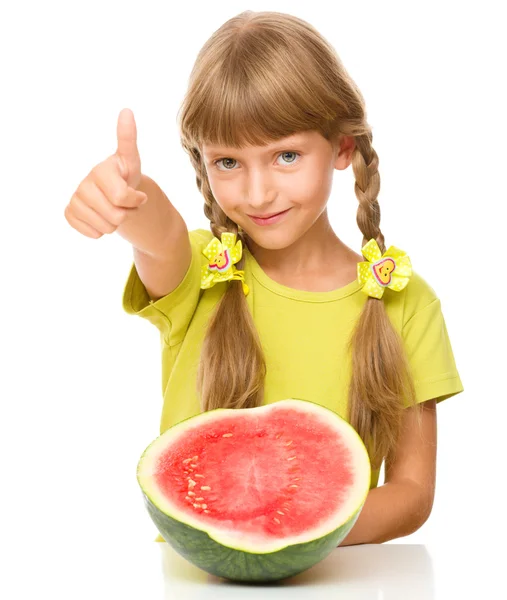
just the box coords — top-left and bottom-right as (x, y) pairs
(248, 209), (289, 218)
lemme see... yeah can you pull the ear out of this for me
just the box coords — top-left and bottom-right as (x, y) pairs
(333, 135), (356, 170)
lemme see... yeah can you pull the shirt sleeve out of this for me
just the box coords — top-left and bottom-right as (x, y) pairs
(401, 297), (464, 406)
(121, 228), (212, 347)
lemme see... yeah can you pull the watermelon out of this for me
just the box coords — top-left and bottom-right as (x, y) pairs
(137, 398), (371, 582)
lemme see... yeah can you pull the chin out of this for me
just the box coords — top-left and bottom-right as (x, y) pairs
(242, 226), (296, 251)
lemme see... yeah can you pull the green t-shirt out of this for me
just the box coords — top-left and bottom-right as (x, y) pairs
(122, 228), (464, 492)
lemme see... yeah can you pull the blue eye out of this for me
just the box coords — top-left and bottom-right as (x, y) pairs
(213, 151), (300, 171)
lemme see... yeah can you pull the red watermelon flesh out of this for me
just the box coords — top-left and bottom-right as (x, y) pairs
(139, 399), (370, 554)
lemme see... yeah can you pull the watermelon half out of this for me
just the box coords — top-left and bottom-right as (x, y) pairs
(137, 398), (371, 582)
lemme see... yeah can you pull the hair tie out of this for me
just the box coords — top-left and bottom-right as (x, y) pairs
(358, 239), (412, 299)
(201, 232), (250, 296)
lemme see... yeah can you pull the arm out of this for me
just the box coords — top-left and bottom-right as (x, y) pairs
(117, 174), (191, 301)
(340, 399), (437, 546)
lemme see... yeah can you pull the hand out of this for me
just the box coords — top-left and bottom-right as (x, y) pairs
(64, 108), (148, 239)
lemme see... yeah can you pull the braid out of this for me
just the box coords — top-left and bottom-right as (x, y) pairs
(346, 129), (419, 469)
(184, 144), (265, 412)
(351, 132), (385, 254)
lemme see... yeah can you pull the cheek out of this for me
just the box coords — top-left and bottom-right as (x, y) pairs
(206, 181), (237, 218)
(206, 173), (235, 205)
(289, 169), (332, 206)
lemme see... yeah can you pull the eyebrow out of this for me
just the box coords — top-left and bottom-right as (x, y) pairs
(202, 134), (309, 156)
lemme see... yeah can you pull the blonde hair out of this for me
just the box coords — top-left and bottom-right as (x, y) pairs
(177, 10), (422, 471)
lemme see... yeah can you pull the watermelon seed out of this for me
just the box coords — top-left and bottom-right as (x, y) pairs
(185, 496), (192, 501)
(192, 456), (199, 460)
(287, 456), (297, 461)
(293, 478), (301, 481)
(273, 518), (281, 524)
(194, 474), (205, 479)
(289, 484), (299, 488)
(195, 497), (204, 501)
(275, 433), (282, 439)
(201, 503), (208, 509)
(193, 503), (202, 509)
(276, 510), (285, 515)
(187, 491), (195, 497)
(201, 485), (211, 491)
(222, 433), (233, 437)
(188, 479), (196, 488)
(183, 458), (192, 464)
(190, 464), (198, 468)
(285, 440), (293, 446)
(204, 510), (210, 514)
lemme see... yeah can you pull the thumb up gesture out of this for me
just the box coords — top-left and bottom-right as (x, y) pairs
(64, 108), (148, 239)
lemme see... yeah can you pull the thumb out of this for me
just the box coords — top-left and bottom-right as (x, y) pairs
(116, 108), (140, 178)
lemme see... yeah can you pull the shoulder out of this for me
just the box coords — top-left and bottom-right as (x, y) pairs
(189, 228), (215, 248)
(402, 269), (439, 311)
(384, 268), (440, 330)
(187, 228), (216, 265)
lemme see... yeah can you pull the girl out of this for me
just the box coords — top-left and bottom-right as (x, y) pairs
(67, 10), (464, 546)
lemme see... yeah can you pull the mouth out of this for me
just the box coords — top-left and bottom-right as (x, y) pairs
(248, 208), (291, 226)
(248, 209), (288, 218)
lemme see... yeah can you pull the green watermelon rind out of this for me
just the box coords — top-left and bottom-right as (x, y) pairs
(144, 490), (364, 582)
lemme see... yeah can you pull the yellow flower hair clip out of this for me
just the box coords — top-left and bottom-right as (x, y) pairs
(200, 232), (250, 296)
(358, 239), (412, 299)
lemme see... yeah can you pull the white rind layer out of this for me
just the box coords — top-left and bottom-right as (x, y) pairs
(137, 399), (371, 553)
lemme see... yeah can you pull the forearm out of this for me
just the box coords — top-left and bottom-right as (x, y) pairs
(116, 174), (185, 258)
(339, 481), (431, 546)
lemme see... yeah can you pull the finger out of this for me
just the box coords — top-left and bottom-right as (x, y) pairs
(116, 108), (139, 177)
(71, 194), (118, 234)
(92, 160), (144, 208)
(76, 178), (130, 225)
(65, 210), (103, 239)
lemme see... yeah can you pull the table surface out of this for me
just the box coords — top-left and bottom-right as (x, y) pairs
(8, 538), (499, 599)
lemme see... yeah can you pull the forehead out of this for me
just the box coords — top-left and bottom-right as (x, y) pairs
(201, 132), (314, 155)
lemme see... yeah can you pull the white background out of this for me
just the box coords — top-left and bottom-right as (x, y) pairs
(1, 0), (505, 597)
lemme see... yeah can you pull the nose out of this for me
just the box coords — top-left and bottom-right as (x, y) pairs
(245, 167), (277, 211)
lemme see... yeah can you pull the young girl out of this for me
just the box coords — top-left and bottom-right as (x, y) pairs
(67, 10), (464, 546)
